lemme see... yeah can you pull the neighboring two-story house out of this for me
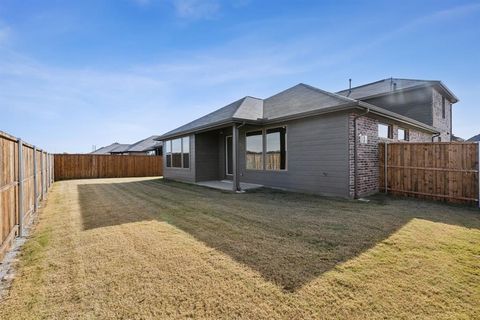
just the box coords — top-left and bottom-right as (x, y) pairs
(158, 78), (458, 198)
(337, 78), (458, 142)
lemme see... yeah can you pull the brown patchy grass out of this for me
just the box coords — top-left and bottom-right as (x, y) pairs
(1, 177), (479, 319)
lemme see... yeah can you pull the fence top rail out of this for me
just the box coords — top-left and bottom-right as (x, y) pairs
(54, 154), (162, 157)
(0, 130), (49, 152)
(382, 142), (478, 145)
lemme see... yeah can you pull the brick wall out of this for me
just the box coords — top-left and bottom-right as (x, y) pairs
(348, 113), (432, 198)
(432, 88), (452, 141)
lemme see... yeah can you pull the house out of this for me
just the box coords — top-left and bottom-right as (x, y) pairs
(158, 79), (457, 198)
(468, 134), (480, 142)
(337, 78), (458, 142)
(91, 136), (163, 155)
(111, 135), (163, 155)
(91, 142), (129, 154)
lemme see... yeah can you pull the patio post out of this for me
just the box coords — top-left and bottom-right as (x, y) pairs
(232, 123), (241, 192)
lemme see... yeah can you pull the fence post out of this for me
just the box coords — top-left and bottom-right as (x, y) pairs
(52, 154), (54, 183)
(384, 141), (388, 194)
(40, 151), (44, 200)
(33, 146), (38, 212)
(478, 142), (480, 208)
(17, 139), (24, 237)
(47, 154), (50, 190)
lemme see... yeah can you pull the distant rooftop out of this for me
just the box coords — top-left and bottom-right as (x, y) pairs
(91, 142), (127, 154)
(125, 135), (163, 152)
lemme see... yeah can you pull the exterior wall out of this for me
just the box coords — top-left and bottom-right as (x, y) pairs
(195, 131), (221, 181)
(162, 134), (196, 183)
(217, 127), (233, 181)
(363, 87), (452, 142)
(432, 88), (452, 141)
(348, 113), (432, 198)
(238, 112), (351, 198)
(364, 88), (433, 125)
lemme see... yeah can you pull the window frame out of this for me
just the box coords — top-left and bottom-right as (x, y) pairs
(265, 126), (287, 171)
(378, 123), (393, 139)
(165, 140), (172, 168)
(245, 129), (264, 171)
(164, 136), (190, 170)
(245, 126), (288, 172)
(398, 127), (409, 141)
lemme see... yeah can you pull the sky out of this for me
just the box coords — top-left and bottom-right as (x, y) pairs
(0, 0), (479, 153)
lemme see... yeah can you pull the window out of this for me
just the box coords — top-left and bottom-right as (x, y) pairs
(246, 130), (263, 170)
(398, 128), (409, 141)
(165, 141), (172, 167)
(182, 137), (190, 168)
(442, 97), (446, 119)
(266, 127), (286, 170)
(165, 136), (190, 169)
(172, 139), (182, 167)
(378, 123), (393, 139)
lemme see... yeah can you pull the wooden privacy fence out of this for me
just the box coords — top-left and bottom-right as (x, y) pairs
(54, 154), (163, 180)
(379, 142), (479, 205)
(1, 131), (54, 260)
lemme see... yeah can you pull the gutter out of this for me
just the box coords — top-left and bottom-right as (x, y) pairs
(352, 107), (370, 199)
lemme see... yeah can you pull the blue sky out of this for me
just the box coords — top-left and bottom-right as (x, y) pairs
(0, 0), (479, 153)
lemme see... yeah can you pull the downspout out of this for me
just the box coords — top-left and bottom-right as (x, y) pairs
(353, 107), (370, 199)
(431, 132), (440, 142)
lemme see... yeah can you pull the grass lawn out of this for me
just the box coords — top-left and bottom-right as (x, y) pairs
(1, 177), (479, 319)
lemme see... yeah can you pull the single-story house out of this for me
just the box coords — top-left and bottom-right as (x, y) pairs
(91, 142), (130, 154)
(111, 135), (163, 155)
(91, 136), (163, 155)
(158, 79), (457, 198)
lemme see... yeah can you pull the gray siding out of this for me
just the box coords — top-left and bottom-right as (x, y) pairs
(363, 87), (433, 125)
(238, 113), (350, 197)
(195, 131), (221, 181)
(217, 127), (232, 180)
(163, 134), (196, 183)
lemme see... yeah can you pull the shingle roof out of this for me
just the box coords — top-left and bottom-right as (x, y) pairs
(264, 83), (355, 120)
(125, 135), (163, 152)
(159, 81), (441, 140)
(91, 143), (126, 154)
(109, 144), (131, 153)
(160, 96), (263, 138)
(336, 78), (458, 103)
(467, 134), (480, 142)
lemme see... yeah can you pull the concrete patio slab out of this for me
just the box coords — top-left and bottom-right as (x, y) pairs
(196, 180), (263, 191)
